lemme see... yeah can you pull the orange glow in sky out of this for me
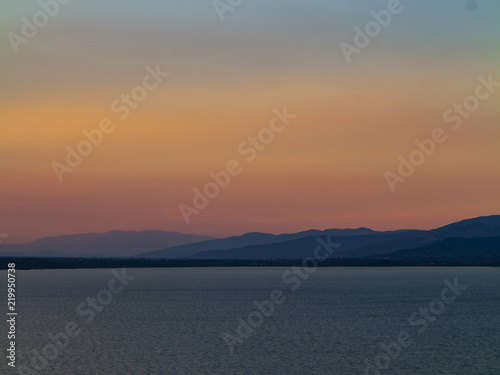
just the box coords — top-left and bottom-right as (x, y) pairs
(1, 1), (499, 243)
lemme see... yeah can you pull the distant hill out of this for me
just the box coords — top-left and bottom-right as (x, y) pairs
(3, 215), (499, 261)
(339, 215), (500, 258)
(0, 230), (215, 258)
(134, 228), (410, 259)
(180, 215), (500, 260)
(430, 215), (500, 237)
(380, 237), (500, 262)
(186, 233), (397, 260)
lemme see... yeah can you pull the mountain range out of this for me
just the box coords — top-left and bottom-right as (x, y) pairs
(1, 215), (499, 263)
(0, 230), (214, 257)
(137, 215), (500, 261)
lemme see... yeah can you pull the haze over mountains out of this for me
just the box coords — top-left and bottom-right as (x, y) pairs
(0, 231), (214, 258)
(134, 227), (411, 259)
(1, 215), (498, 263)
(136, 215), (500, 261)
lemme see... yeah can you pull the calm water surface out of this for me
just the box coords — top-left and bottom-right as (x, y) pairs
(4, 267), (500, 374)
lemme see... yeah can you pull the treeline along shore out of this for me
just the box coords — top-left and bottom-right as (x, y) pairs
(1, 257), (499, 270)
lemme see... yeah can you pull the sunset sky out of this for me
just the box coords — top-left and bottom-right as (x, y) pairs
(1, 0), (499, 244)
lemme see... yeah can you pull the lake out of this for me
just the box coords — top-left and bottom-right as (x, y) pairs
(5, 267), (500, 374)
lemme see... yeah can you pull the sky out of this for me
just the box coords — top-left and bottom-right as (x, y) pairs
(1, 0), (499, 244)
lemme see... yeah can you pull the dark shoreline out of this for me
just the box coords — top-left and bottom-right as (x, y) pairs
(1, 257), (499, 270)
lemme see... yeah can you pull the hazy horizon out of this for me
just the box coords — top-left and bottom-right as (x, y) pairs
(2, 213), (500, 246)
